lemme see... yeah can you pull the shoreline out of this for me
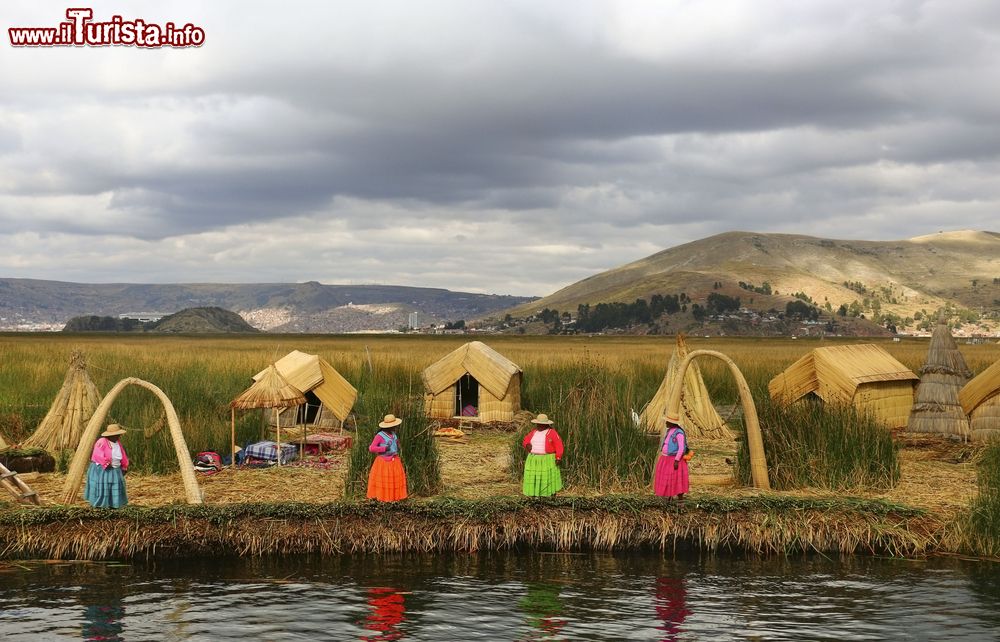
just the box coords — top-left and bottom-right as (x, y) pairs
(0, 494), (952, 560)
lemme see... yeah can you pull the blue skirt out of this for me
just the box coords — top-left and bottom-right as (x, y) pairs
(84, 462), (128, 508)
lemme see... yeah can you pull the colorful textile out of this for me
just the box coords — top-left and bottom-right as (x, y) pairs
(662, 428), (687, 459)
(521, 428), (564, 459)
(367, 455), (408, 502)
(194, 451), (223, 474)
(243, 440), (298, 463)
(84, 461), (128, 508)
(523, 453), (563, 497)
(369, 431), (400, 460)
(90, 437), (129, 471)
(653, 454), (689, 497)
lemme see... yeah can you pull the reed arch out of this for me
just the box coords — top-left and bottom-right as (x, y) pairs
(662, 350), (770, 490)
(62, 377), (203, 505)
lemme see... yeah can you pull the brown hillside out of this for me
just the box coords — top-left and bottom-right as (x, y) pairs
(510, 230), (1000, 325)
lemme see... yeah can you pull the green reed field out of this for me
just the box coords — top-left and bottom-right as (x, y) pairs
(1, 333), (997, 484)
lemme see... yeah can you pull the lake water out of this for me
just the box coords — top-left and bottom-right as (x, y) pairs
(1, 553), (998, 641)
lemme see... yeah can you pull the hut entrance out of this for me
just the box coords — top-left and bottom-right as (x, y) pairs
(296, 390), (322, 425)
(456, 373), (479, 417)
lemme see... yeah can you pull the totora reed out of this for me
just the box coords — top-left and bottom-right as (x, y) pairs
(0, 495), (944, 560)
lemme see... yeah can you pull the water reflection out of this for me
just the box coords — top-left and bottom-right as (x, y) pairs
(2, 554), (999, 640)
(360, 587), (407, 642)
(653, 576), (690, 641)
(519, 583), (566, 640)
(82, 602), (124, 642)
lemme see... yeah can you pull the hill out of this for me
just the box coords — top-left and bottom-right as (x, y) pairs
(0, 280), (535, 332)
(506, 230), (1000, 336)
(154, 307), (260, 333)
(63, 307), (260, 333)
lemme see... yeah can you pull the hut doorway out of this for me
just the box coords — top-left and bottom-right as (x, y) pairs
(296, 390), (322, 425)
(456, 373), (479, 417)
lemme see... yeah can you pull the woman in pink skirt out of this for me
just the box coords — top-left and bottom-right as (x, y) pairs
(654, 414), (689, 500)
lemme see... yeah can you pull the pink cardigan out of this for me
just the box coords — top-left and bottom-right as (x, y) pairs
(91, 437), (129, 470)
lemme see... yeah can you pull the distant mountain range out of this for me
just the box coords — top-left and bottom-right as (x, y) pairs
(508, 230), (1000, 335)
(0, 280), (535, 332)
(5, 230), (999, 335)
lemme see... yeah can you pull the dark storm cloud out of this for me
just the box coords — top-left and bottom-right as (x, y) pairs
(2, 1), (1000, 293)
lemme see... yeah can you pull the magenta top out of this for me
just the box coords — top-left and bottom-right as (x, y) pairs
(661, 428), (686, 461)
(369, 431), (400, 461)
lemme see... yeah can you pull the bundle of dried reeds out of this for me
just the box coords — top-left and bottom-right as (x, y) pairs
(22, 352), (102, 453)
(641, 335), (733, 439)
(909, 321), (971, 438)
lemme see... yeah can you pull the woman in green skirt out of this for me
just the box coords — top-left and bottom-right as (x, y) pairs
(521, 413), (565, 497)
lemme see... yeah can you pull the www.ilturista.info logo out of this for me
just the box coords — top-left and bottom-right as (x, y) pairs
(9, 8), (205, 48)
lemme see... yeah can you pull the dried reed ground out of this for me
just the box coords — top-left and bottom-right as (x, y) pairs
(13, 429), (977, 522)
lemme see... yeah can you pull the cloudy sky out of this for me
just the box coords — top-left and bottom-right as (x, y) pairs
(2, 1), (999, 296)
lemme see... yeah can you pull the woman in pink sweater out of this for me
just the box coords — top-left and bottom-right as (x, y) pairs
(84, 424), (129, 508)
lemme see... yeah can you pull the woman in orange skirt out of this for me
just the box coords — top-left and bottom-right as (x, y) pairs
(367, 414), (408, 502)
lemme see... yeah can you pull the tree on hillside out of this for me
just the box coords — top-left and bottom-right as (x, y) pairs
(706, 292), (740, 315)
(785, 300), (819, 321)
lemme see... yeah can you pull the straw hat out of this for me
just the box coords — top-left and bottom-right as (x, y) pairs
(379, 414), (403, 428)
(664, 412), (681, 426)
(531, 413), (554, 425)
(101, 424), (127, 437)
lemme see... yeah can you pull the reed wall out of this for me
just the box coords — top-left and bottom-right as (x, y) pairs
(970, 394), (1000, 442)
(853, 381), (915, 428)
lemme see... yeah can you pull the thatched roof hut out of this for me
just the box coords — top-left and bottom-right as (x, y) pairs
(768, 344), (918, 428)
(235, 364), (308, 411)
(908, 320), (971, 438)
(252, 350), (357, 428)
(423, 341), (522, 422)
(959, 359), (1000, 442)
(22, 351), (102, 453)
(640, 335), (733, 439)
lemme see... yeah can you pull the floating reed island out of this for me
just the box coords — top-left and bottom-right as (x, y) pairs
(1, 333), (998, 560)
(0, 430), (987, 560)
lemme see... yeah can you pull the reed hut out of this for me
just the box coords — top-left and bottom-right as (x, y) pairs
(768, 344), (918, 428)
(423, 341), (522, 422)
(252, 350), (357, 429)
(908, 320), (971, 438)
(22, 351), (102, 453)
(959, 359), (1000, 442)
(640, 335), (733, 439)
